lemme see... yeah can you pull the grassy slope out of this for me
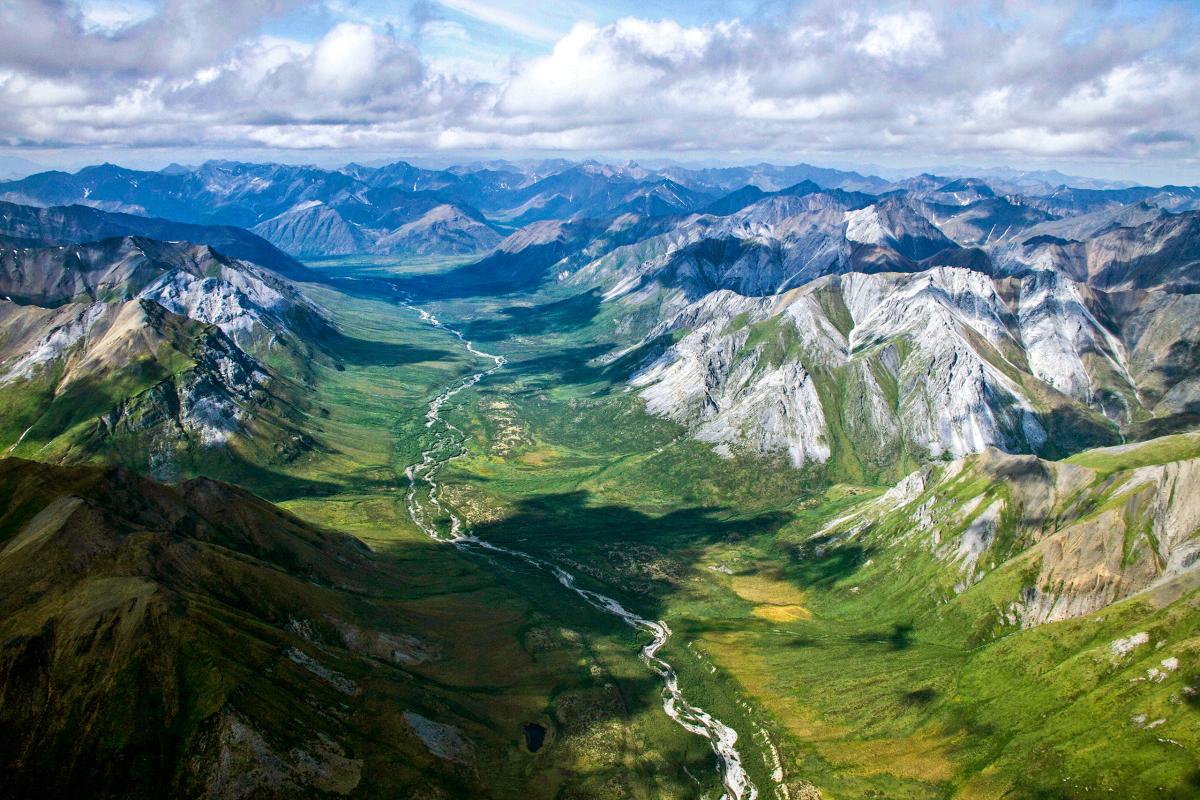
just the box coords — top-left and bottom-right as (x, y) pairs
(0, 305), (317, 489)
(1066, 431), (1200, 474)
(375, 260), (1200, 799)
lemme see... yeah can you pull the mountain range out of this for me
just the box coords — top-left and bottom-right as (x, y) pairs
(5, 158), (1200, 509)
(7, 159), (1193, 264)
(3, 157), (1200, 799)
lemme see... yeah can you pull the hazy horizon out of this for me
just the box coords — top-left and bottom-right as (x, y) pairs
(0, 149), (1168, 189)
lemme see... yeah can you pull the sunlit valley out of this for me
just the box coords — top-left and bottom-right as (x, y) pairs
(2, 2), (1199, 799)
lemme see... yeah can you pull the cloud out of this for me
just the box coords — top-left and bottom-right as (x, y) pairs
(310, 23), (383, 96)
(74, 0), (157, 34)
(855, 10), (941, 62)
(0, 0), (1196, 177)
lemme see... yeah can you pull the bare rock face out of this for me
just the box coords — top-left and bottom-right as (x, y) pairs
(626, 268), (1095, 469)
(631, 296), (833, 466)
(1017, 455), (1200, 626)
(0, 235), (323, 351)
(95, 302), (273, 448)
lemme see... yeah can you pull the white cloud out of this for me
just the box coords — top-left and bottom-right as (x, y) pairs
(74, 0), (156, 34)
(311, 23), (380, 96)
(423, 20), (469, 42)
(856, 11), (940, 62)
(0, 0), (1195, 178)
(0, 71), (89, 108)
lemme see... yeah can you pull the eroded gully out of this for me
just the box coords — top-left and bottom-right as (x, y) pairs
(400, 305), (761, 800)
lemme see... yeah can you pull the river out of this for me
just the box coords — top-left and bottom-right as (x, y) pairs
(401, 304), (761, 800)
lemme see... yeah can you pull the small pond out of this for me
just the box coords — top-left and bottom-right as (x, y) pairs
(523, 723), (547, 752)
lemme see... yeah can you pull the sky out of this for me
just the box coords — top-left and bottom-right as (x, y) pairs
(0, 0), (1197, 183)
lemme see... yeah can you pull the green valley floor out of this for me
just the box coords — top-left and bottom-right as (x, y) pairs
(147, 254), (1200, 799)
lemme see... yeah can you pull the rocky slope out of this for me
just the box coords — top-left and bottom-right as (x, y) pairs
(500, 186), (1200, 474)
(814, 435), (1200, 627)
(0, 233), (343, 480)
(0, 235), (330, 352)
(0, 297), (312, 479)
(567, 190), (965, 310)
(992, 209), (1200, 292)
(619, 247), (1200, 475)
(624, 267), (1128, 475)
(919, 196), (1059, 247)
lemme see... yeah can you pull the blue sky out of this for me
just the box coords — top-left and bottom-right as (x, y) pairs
(0, 1), (1196, 183)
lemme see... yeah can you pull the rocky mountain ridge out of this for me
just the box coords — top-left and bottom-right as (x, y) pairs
(251, 198), (503, 257)
(0, 234), (327, 351)
(0, 199), (310, 280)
(477, 184), (1198, 475)
(0, 295), (312, 480)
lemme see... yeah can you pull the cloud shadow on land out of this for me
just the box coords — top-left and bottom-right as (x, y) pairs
(785, 533), (876, 590)
(361, 491), (768, 796)
(459, 488), (793, 619)
(389, 240), (579, 300)
(460, 289), (604, 341)
(489, 330), (679, 394)
(323, 328), (456, 368)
